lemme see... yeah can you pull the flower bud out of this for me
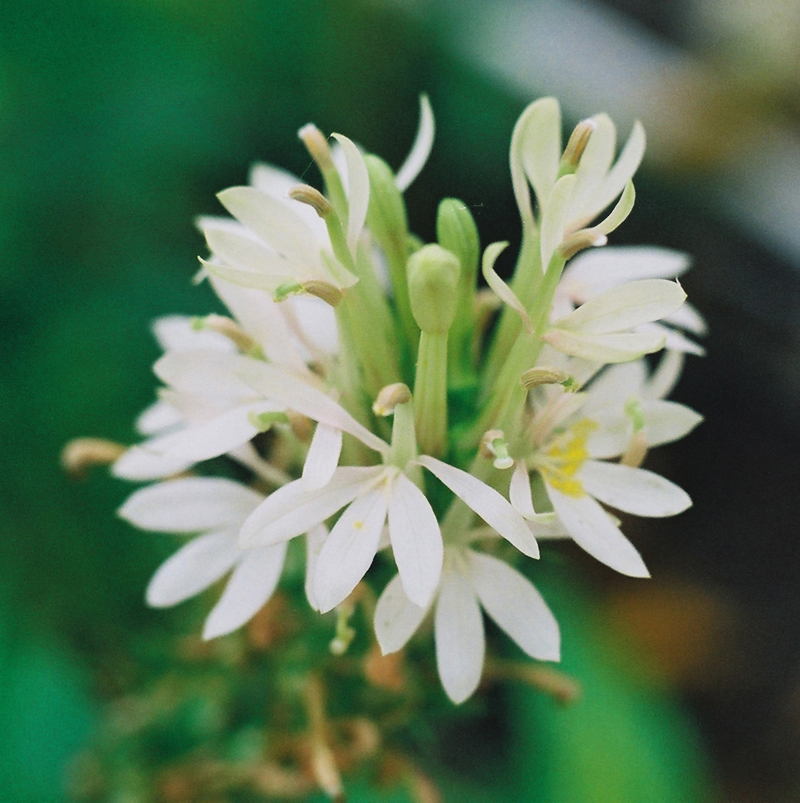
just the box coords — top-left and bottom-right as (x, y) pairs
(407, 244), (460, 334)
(365, 154), (408, 250)
(436, 198), (479, 282)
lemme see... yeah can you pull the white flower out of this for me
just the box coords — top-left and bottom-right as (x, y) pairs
(374, 544), (560, 704)
(554, 246), (707, 355)
(118, 477), (295, 639)
(239, 454), (539, 614)
(512, 360), (698, 577)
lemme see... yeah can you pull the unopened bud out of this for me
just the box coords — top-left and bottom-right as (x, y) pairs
(407, 244), (460, 334)
(298, 123), (334, 171)
(437, 198), (479, 280)
(365, 154), (408, 249)
(289, 184), (333, 218)
(560, 118), (596, 171)
(373, 383), (412, 416)
(520, 366), (572, 390)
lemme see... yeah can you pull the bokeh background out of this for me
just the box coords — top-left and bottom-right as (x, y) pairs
(3, 0), (800, 800)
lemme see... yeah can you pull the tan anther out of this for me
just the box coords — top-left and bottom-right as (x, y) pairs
(372, 383), (412, 416)
(479, 429), (505, 460)
(199, 314), (261, 355)
(61, 438), (126, 477)
(288, 412), (314, 442)
(621, 430), (648, 468)
(520, 366), (572, 390)
(558, 228), (608, 260)
(289, 184), (333, 218)
(298, 123), (334, 171)
(301, 280), (343, 307)
(561, 118), (596, 168)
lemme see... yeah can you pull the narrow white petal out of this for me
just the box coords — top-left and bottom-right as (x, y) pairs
(562, 246), (691, 296)
(154, 404), (275, 464)
(112, 443), (192, 481)
(302, 423), (343, 490)
(135, 400), (182, 436)
(153, 315), (235, 353)
(468, 550), (560, 661)
(374, 573), (428, 654)
(240, 466), (381, 547)
(643, 400), (703, 447)
(154, 350), (257, 400)
(395, 94), (435, 192)
(482, 241), (533, 333)
(645, 349), (685, 400)
(202, 541), (287, 639)
(664, 301), (707, 335)
(388, 473), (443, 608)
(313, 488), (389, 613)
(540, 174), (576, 269)
(204, 223), (297, 277)
(543, 328), (665, 363)
(416, 456), (539, 558)
(653, 323), (705, 356)
(235, 360), (389, 455)
(145, 531), (239, 607)
(582, 361), (647, 411)
(591, 120), (646, 221)
(332, 133), (370, 253)
(304, 524), (328, 610)
(202, 258), (285, 293)
(554, 279), (686, 335)
(594, 180), (635, 235)
(119, 477), (262, 533)
(580, 460), (692, 517)
(515, 97), (561, 217)
(435, 565), (485, 704)
(568, 113), (616, 223)
(217, 186), (320, 267)
(509, 461), (536, 519)
(547, 485), (649, 577)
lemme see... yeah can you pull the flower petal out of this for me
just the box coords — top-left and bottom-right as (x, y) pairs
(239, 466), (381, 548)
(202, 542), (287, 639)
(579, 460), (692, 517)
(568, 113), (616, 223)
(235, 360), (389, 455)
(388, 473), (443, 608)
(112, 443), (192, 481)
(313, 487), (389, 613)
(145, 531), (239, 607)
(302, 423), (343, 490)
(395, 94), (435, 192)
(304, 524), (328, 611)
(554, 279), (686, 335)
(592, 120), (646, 221)
(435, 563), (485, 704)
(482, 241), (533, 333)
(416, 456), (539, 558)
(332, 133), (370, 253)
(119, 477), (262, 533)
(540, 174), (576, 269)
(468, 550), (560, 661)
(374, 573), (428, 654)
(547, 485), (649, 577)
(135, 400), (182, 436)
(543, 328), (665, 363)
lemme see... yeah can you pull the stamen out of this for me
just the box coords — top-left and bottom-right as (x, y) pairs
(373, 383), (412, 417)
(289, 184), (333, 218)
(521, 366), (572, 390)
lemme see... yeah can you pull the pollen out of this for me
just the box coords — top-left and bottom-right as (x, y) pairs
(539, 419), (597, 497)
(353, 520), (364, 531)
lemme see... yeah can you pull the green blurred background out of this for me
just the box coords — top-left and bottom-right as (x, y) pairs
(4, 0), (800, 799)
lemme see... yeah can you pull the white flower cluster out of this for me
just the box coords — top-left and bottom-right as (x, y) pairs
(113, 97), (703, 703)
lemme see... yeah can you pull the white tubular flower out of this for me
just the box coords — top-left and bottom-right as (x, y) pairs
(554, 246), (707, 355)
(239, 453), (538, 616)
(374, 545), (560, 704)
(118, 477), (288, 640)
(513, 370), (695, 577)
(542, 278), (688, 363)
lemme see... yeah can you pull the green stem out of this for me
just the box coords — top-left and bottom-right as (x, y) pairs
(413, 331), (449, 457)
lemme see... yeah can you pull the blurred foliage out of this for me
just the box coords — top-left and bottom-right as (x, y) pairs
(0, 0), (721, 799)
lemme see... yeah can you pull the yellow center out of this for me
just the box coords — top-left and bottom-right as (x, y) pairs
(538, 419), (597, 497)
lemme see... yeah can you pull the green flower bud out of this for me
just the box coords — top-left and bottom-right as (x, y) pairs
(364, 154), (408, 254)
(407, 244), (460, 334)
(436, 198), (479, 283)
